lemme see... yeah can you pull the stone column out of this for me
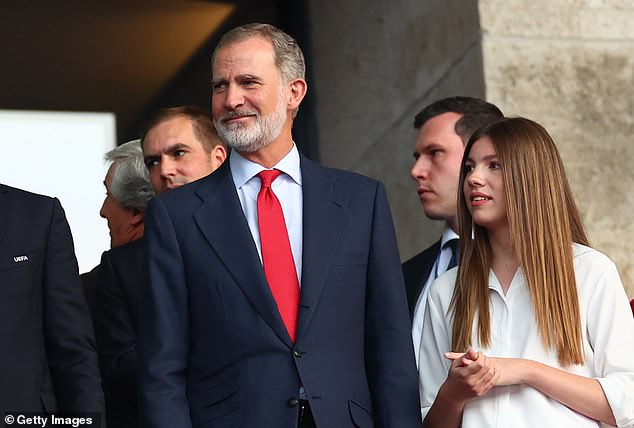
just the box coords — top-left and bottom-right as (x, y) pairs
(308, 0), (634, 296)
(481, 0), (634, 296)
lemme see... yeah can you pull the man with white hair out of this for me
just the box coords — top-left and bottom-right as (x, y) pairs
(82, 139), (154, 427)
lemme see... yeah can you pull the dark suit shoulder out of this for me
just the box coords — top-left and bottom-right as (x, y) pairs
(402, 240), (441, 315)
(300, 155), (378, 186)
(1, 183), (56, 204)
(0, 185), (64, 250)
(402, 241), (440, 272)
(106, 238), (144, 261)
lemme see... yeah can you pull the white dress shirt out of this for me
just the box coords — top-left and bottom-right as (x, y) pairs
(229, 144), (303, 285)
(412, 228), (459, 367)
(419, 243), (634, 428)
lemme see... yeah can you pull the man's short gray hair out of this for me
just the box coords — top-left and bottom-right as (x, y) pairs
(106, 139), (154, 211)
(211, 23), (305, 84)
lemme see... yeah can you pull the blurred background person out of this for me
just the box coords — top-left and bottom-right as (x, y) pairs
(95, 106), (227, 427)
(81, 139), (154, 315)
(0, 184), (104, 418)
(82, 139), (153, 427)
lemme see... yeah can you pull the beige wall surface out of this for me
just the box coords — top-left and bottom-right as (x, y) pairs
(308, 0), (633, 297)
(480, 0), (634, 296)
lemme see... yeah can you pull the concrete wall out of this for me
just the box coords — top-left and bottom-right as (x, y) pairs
(308, 0), (633, 297)
(480, 0), (634, 296)
(308, 0), (486, 261)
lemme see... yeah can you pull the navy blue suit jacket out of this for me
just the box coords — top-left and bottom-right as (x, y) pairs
(0, 184), (104, 416)
(139, 157), (420, 427)
(94, 238), (143, 428)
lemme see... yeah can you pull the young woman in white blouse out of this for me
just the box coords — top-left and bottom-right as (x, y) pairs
(418, 117), (634, 428)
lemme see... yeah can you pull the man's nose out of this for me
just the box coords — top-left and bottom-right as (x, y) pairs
(410, 157), (428, 181)
(224, 85), (245, 111)
(159, 158), (175, 178)
(99, 198), (108, 219)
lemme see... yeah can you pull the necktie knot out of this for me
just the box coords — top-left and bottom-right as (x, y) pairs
(258, 169), (282, 189)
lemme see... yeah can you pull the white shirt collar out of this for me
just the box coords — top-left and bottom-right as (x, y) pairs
(440, 227), (459, 248)
(229, 143), (302, 189)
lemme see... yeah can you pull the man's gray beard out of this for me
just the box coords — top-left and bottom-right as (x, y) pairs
(215, 99), (287, 153)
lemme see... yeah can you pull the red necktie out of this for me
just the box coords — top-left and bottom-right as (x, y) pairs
(257, 169), (300, 341)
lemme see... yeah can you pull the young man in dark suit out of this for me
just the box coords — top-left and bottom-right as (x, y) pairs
(139, 23), (420, 427)
(0, 184), (103, 418)
(403, 97), (503, 366)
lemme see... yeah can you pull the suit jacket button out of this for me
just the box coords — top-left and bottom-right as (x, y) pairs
(287, 397), (299, 407)
(294, 349), (302, 358)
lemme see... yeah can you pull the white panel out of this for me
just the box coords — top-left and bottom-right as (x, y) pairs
(0, 110), (116, 273)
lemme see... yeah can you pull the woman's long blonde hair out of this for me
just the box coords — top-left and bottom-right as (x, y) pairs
(451, 117), (589, 366)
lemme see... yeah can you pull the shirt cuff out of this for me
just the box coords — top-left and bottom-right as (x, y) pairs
(597, 376), (634, 427)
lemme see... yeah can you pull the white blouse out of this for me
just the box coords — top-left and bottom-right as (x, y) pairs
(419, 244), (634, 428)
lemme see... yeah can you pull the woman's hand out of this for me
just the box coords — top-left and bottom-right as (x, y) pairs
(445, 352), (617, 426)
(423, 349), (497, 428)
(446, 351), (526, 386)
(443, 348), (498, 401)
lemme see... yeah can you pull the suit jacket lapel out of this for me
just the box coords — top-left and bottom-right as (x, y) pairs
(192, 163), (293, 347)
(0, 185), (13, 243)
(295, 156), (345, 342)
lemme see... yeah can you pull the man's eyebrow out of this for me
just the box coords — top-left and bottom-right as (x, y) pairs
(211, 77), (227, 86)
(166, 142), (190, 152)
(422, 142), (443, 151)
(144, 142), (190, 159)
(236, 74), (261, 81)
(143, 154), (159, 163)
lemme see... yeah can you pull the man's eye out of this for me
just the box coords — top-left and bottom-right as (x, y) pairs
(212, 82), (227, 92)
(145, 159), (158, 169)
(174, 150), (186, 158)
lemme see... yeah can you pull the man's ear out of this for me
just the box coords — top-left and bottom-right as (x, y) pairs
(130, 208), (145, 227)
(287, 78), (307, 112)
(210, 144), (227, 170)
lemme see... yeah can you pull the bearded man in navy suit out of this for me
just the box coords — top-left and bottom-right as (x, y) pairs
(0, 185), (103, 419)
(139, 23), (420, 427)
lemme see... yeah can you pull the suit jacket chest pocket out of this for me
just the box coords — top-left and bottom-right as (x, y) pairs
(0, 251), (41, 306)
(0, 250), (41, 272)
